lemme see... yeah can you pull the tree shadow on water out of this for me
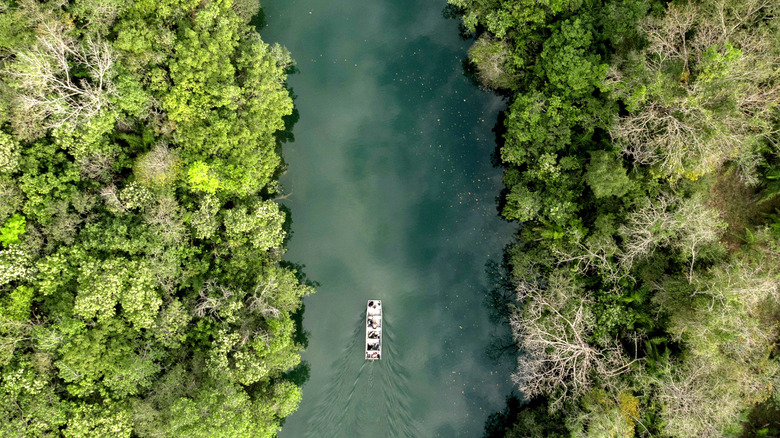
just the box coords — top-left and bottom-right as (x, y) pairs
(491, 109), (508, 168)
(250, 7), (266, 30)
(270, 84), (299, 202)
(283, 360), (310, 388)
(482, 255), (519, 363)
(276, 86), (300, 145)
(441, 3), (476, 40)
(279, 284), (316, 391)
(480, 253), (571, 438)
(461, 57), (487, 90)
(482, 393), (569, 438)
(483, 392), (523, 438)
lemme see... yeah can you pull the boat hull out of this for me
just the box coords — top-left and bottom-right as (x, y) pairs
(366, 300), (382, 360)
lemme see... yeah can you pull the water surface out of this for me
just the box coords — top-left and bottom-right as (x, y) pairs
(262, 1), (516, 436)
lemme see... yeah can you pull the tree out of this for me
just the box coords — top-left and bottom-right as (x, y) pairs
(645, 357), (746, 437)
(511, 272), (634, 407)
(468, 34), (516, 90)
(223, 200), (286, 251)
(0, 0), (306, 434)
(0, 214), (25, 247)
(64, 401), (133, 438)
(0, 132), (19, 174)
(6, 20), (116, 137)
(0, 361), (68, 436)
(618, 194), (725, 275)
(568, 389), (639, 438)
(584, 150), (631, 199)
(608, 0), (780, 181)
(540, 17), (607, 98)
(194, 276), (305, 387)
(134, 143), (180, 188)
(0, 248), (33, 289)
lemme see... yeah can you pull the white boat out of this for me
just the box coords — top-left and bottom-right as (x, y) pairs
(366, 300), (382, 360)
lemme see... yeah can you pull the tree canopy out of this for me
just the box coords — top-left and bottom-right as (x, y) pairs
(0, 0), (310, 435)
(451, 0), (780, 435)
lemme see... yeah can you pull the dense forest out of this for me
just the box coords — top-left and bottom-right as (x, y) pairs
(449, 0), (780, 436)
(0, 0), (311, 436)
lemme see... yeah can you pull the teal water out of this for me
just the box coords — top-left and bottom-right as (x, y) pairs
(262, 1), (516, 436)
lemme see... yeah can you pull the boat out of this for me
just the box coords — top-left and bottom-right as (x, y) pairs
(366, 300), (382, 360)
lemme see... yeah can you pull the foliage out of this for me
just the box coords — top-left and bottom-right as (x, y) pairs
(0, 0), (309, 435)
(0, 214), (25, 247)
(607, 0), (780, 182)
(453, 0), (780, 436)
(511, 273), (633, 407)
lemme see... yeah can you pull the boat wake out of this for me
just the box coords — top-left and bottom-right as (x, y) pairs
(302, 312), (421, 437)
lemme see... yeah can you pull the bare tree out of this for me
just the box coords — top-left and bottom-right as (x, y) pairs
(646, 241), (780, 437)
(6, 20), (116, 136)
(99, 184), (127, 213)
(662, 258), (780, 364)
(193, 280), (235, 320)
(619, 195), (724, 277)
(510, 273), (635, 408)
(247, 275), (282, 319)
(76, 150), (117, 182)
(610, 0), (780, 181)
(0, 317), (36, 367)
(468, 34), (516, 89)
(648, 357), (746, 438)
(134, 143), (180, 187)
(552, 235), (632, 285)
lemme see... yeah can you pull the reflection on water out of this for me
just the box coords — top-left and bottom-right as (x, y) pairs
(261, 0), (518, 435)
(304, 314), (421, 437)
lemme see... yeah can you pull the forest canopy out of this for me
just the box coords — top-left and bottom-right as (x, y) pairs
(0, 0), (310, 436)
(451, 0), (780, 436)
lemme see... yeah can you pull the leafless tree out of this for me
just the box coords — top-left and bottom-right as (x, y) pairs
(0, 317), (35, 367)
(648, 357), (745, 437)
(77, 150), (117, 182)
(247, 276), (282, 319)
(610, 0), (780, 181)
(619, 195), (724, 278)
(552, 235), (632, 285)
(468, 34), (516, 89)
(642, 2), (698, 74)
(6, 19), (116, 135)
(668, 259), (780, 363)
(510, 273), (635, 408)
(135, 143), (180, 187)
(99, 184), (127, 213)
(194, 280), (235, 320)
(143, 193), (184, 245)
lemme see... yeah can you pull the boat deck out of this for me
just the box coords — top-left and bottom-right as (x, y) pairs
(366, 300), (382, 360)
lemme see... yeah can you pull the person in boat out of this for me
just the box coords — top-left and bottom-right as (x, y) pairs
(371, 352), (379, 359)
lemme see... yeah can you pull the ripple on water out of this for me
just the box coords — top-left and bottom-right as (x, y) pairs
(304, 313), (421, 437)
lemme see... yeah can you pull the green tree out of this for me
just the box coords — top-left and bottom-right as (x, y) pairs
(0, 214), (25, 247)
(584, 151), (631, 199)
(0, 0), (307, 434)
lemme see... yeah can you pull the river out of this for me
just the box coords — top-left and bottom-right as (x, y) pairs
(261, 1), (517, 436)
